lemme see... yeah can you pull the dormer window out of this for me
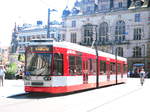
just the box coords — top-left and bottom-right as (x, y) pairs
(118, 2), (122, 8)
(135, 1), (141, 7)
(72, 21), (76, 28)
(87, 6), (91, 12)
(135, 14), (141, 22)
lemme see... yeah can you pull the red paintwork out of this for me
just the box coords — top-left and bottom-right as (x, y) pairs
(25, 44), (127, 94)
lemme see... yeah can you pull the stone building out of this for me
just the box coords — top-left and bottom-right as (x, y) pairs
(11, 21), (61, 53)
(61, 0), (150, 73)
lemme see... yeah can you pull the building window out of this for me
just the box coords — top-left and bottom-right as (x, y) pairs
(118, 2), (122, 8)
(133, 28), (142, 40)
(115, 20), (126, 41)
(149, 26), (150, 38)
(71, 33), (77, 43)
(86, 6), (91, 12)
(42, 35), (46, 38)
(135, 14), (141, 22)
(83, 24), (93, 44)
(62, 22), (65, 28)
(99, 0), (109, 11)
(84, 24), (93, 37)
(19, 36), (22, 42)
(72, 20), (76, 27)
(117, 47), (123, 57)
(27, 36), (30, 41)
(23, 36), (26, 42)
(62, 34), (66, 41)
(133, 46), (142, 57)
(148, 14), (150, 22)
(51, 34), (55, 38)
(37, 36), (40, 39)
(99, 22), (108, 43)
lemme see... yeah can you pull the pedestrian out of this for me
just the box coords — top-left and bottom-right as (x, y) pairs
(139, 68), (146, 86)
(0, 65), (5, 87)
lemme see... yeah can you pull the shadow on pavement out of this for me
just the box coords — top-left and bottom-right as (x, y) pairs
(7, 83), (125, 99)
(7, 88), (96, 99)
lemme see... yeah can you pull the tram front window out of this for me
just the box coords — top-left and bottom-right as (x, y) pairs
(26, 53), (52, 76)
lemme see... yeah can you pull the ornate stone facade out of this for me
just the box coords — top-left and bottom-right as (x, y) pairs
(61, 0), (150, 72)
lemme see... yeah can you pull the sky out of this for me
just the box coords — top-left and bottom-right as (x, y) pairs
(0, 0), (76, 47)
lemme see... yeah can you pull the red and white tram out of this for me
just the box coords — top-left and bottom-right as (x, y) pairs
(24, 41), (127, 94)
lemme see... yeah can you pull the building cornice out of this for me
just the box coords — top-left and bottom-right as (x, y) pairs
(62, 7), (150, 21)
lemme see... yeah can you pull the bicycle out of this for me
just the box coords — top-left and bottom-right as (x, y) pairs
(139, 69), (146, 86)
(140, 76), (145, 86)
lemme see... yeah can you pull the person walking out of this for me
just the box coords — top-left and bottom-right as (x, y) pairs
(139, 68), (146, 86)
(0, 65), (5, 87)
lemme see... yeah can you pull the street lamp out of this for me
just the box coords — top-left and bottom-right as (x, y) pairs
(47, 8), (57, 38)
(142, 44), (146, 70)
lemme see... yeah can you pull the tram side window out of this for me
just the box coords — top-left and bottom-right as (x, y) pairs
(123, 64), (127, 73)
(69, 56), (75, 75)
(100, 61), (106, 75)
(87, 59), (91, 75)
(118, 64), (121, 73)
(69, 56), (82, 75)
(88, 59), (92, 74)
(76, 56), (82, 75)
(110, 62), (116, 74)
(53, 53), (63, 75)
(88, 59), (96, 75)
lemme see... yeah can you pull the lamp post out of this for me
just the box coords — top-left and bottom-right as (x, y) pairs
(92, 25), (99, 88)
(142, 44), (146, 70)
(47, 8), (57, 38)
(115, 43), (118, 84)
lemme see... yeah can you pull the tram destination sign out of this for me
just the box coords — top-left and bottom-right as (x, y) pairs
(29, 46), (52, 52)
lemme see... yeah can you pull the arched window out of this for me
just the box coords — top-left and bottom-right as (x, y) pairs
(133, 47), (142, 57)
(83, 24), (94, 44)
(99, 22), (108, 42)
(117, 47), (123, 57)
(115, 20), (126, 41)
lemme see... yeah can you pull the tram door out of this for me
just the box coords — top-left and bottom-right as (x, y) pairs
(83, 60), (88, 84)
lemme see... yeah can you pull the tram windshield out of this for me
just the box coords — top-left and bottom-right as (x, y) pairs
(26, 53), (52, 76)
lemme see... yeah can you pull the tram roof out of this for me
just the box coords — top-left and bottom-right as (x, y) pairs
(28, 41), (127, 62)
(56, 41), (126, 61)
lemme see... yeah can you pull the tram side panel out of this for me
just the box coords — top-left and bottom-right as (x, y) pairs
(24, 45), (127, 94)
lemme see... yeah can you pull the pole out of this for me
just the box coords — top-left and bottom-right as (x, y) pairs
(47, 8), (50, 38)
(143, 45), (146, 70)
(115, 46), (118, 84)
(96, 45), (99, 88)
(94, 25), (99, 88)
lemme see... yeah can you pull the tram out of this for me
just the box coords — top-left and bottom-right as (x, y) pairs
(24, 41), (127, 94)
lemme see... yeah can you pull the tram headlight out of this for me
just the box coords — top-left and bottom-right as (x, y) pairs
(24, 76), (31, 80)
(44, 76), (51, 81)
